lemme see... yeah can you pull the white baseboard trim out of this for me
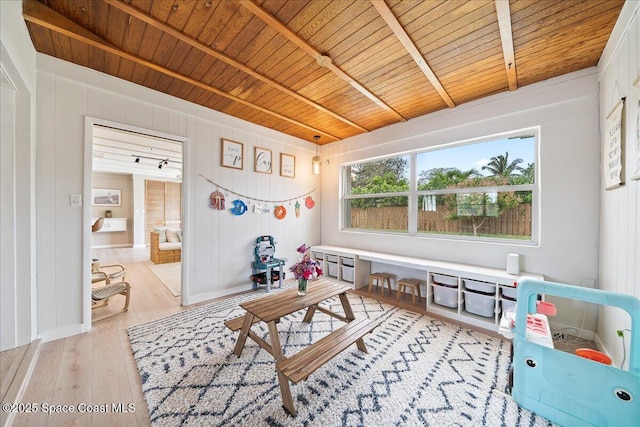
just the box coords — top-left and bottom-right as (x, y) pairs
(39, 324), (84, 343)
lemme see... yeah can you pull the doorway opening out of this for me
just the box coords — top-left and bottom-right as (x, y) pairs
(86, 118), (188, 326)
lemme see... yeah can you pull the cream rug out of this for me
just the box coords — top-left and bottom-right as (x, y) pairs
(147, 262), (181, 296)
(128, 287), (551, 426)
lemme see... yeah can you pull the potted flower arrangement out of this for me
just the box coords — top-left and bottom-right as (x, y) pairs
(104, 209), (112, 218)
(289, 244), (322, 296)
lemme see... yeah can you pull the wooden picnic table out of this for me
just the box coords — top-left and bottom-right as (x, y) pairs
(226, 278), (378, 416)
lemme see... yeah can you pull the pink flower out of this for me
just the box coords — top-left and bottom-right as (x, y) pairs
(289, 243), (322, 280)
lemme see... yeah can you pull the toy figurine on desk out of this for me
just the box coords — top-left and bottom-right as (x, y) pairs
(250, 235), (286, 292)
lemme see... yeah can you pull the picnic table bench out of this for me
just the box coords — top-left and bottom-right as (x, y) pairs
(226, 279), (379, 415)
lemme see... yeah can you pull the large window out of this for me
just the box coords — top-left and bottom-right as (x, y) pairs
(342, 130), (537, 243)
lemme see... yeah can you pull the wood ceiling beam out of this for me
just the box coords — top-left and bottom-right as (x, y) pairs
(495, 0), (518, 91)
(239, 0), (406, 122)
(103, 0), (367, 134)
(22, 0), (338, 141)
(370, 0), (455, 109)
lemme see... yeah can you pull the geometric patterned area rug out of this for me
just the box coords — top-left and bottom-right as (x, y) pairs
(127, 286), (552, 426)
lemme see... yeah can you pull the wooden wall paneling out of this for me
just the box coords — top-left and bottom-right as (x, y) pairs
(54, 76), (85, 327)
(35, 73), (57, 332)
(192, 118), (214, 295)
(145, 180), (166, 245)
(165, 181), (182, 229)
(151, 105), (170, 134)
(125, 97), (153, 131)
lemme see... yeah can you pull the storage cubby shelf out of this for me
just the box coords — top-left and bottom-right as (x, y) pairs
(310, 245), (544, 332)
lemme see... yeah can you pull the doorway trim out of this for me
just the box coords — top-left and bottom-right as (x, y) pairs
(83, 117), (190, 330)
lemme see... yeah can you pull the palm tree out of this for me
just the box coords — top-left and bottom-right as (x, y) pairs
(481, 152), (523, 177)
(418, 167), (479, 190)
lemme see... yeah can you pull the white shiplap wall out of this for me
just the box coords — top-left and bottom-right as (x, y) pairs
(597, 2), (639, 369)
(36, 54), (321, 341)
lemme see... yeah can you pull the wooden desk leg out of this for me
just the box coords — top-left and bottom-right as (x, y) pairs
(267, 320), (296, 416)
(233, 313), (255, 357)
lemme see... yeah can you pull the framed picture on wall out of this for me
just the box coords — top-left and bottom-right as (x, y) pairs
(92, 188), (121, 206)
(280, 153), (295, 178)
(254, 147), (272, 174)
(221, 138), (244, 170)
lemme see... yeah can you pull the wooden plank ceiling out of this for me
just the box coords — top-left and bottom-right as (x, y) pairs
(23, 0), (624, 145)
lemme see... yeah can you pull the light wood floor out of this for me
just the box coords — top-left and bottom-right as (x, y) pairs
(4, 247), (489, 426)
(7, 247), (194, 427)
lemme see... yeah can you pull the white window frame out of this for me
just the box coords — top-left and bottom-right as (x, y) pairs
(341, 128), (539, 245)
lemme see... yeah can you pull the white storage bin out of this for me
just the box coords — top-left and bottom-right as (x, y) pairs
(463, 279), (495, 294)
(327, 262), (338, 277)
(501, 298), (516, 313)
(341, 265), (354, 282)
(312, 252), (324, 260)
(432, 273), (458, 287)
(341, 257), (354, 267)
(432, 283), (459, 308)
(501, 286), (518, 300)
(326, 254), (339, 263)
(463, 291), (496, 317)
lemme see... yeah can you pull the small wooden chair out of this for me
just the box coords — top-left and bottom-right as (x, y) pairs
(91, 281), (131, 321)
(91, 262), (126, 285)
(397, 278), (422, 305)
(368, 272), (394, 296)
(91, 263), (131, 321)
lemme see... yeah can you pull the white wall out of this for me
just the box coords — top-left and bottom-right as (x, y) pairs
(36, 54), (321, 341)
(0, 0), (37, 349)
(91, 172), (134, 248)
(597, 1), (639, 369)
(320, 68), (602, 331)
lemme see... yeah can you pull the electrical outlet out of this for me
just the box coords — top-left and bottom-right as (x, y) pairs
(617, 329), (624, 338)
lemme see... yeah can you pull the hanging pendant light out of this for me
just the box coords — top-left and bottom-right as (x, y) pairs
(312, 135), (321, 175)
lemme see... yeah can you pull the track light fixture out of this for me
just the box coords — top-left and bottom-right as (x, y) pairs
(131, 154), (181, 168)
(312, 135), (321, 175)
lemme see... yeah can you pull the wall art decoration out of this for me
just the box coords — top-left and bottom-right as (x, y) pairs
(210, 191), (225, 210)
(604, 98), (625, 190)
(280, 153), (295, 178)
(632, 75), (640, 181)
(230, 199), (247, 216)
(274, 205), (287, 219)
(305, 195), (315, 209)
(254, 204), (270, 214)
(221, 138), (243, 170)
(254, 147), (272, 174)
(92, 188), (121, 206)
